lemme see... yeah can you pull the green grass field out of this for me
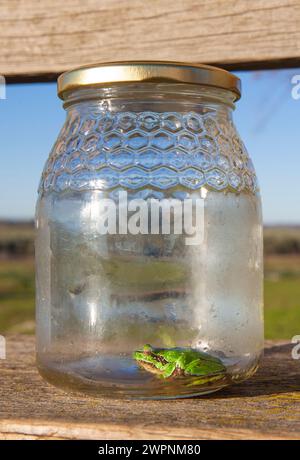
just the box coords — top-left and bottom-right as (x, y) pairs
(264, 254), (300, 339)
(0, 258), (35, 334)
(0, 254), (299, 339)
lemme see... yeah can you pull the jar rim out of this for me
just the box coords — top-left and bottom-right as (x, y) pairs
(57, 61), (241, 102)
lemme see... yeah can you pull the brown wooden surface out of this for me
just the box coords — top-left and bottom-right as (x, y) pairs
(1, 0), (300, 82)
(0, 336), (299, 440)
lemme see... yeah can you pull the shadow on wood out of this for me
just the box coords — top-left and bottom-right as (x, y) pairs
(211, 343), (300, 399)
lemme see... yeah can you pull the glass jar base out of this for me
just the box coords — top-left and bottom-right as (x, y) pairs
(37, 353), (261, 400)
(37, 365), (229, 399)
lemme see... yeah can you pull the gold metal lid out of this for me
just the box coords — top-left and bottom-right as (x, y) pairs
(57, 61), (241, 101)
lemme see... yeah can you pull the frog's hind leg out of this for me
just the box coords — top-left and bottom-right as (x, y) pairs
(185, 358), (226, 376)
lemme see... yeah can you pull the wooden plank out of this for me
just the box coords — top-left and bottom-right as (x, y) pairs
(0, 0), (300, 82)
(0, 336), (299, 440)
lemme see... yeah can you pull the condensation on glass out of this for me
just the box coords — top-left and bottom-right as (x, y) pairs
(35, 62), (263, 399)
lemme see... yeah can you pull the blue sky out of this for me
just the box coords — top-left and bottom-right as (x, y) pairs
(0, 69), (299, 224)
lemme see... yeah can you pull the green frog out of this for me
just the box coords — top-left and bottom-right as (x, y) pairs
(133, 344), (227, 385)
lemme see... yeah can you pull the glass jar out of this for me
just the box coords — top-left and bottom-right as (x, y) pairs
(36, 62), (263, 399)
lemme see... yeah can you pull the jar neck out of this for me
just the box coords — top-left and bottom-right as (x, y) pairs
(62, 83), (236, 119)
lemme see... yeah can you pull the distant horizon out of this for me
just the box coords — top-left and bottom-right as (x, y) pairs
(0, 218), (299, 228)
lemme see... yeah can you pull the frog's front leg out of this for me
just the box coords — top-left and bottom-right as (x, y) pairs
(174, 353), (190, 375)
(161, 362), (177, 378)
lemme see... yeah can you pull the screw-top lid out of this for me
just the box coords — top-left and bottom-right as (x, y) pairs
(57, 61), (241, 101)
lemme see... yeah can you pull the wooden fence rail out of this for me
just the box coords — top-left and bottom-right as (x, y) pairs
(0, 0), (300, 82)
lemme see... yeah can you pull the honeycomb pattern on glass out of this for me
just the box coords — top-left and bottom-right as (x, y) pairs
(40, 110), (258, 195)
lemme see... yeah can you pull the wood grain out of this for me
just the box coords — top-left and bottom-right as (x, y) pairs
(0, 0), (300, 81)
(0, 336), (299, 440)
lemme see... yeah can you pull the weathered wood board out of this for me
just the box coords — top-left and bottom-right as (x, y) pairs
(0, 336), (299, 439)
(0, 0), (300, 81)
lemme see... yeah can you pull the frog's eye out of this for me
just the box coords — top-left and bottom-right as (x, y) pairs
(143, 344), (152, 353)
